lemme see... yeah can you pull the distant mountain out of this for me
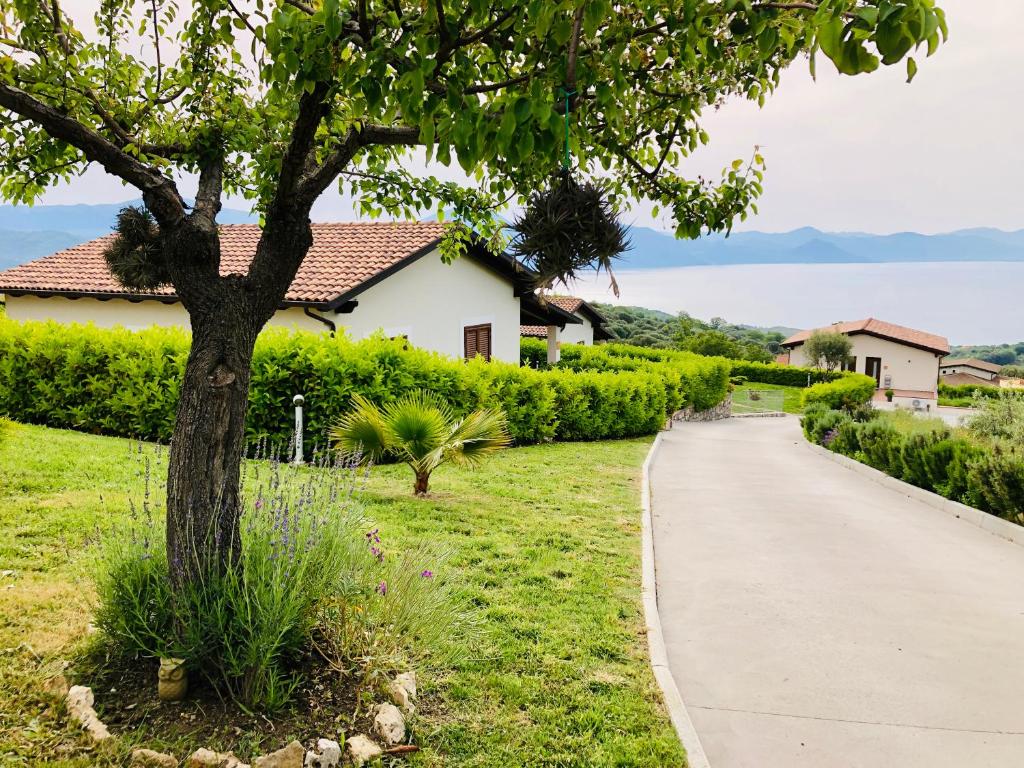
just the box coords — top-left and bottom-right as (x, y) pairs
(0, 200), (256, 269)
(618, 225), (1024, 269)
(0, 229), (85, 270)
(3, 201), (1023, 271)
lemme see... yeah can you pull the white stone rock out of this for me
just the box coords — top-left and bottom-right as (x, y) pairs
(186, 747), (250, 768)
(372, 703), (406, 746)
(65, 685), (112, 742)
(387, 680), (414, 714)
(131, 748), (178, 767)
(303, 738), (341, 768)
(394, 671), (417, 700)
(253, 740), (304, 768)
(345, 735), (382, 767)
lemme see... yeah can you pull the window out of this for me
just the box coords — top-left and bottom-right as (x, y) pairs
(843, 356), (857, 372)
(464, 323), (492, 361)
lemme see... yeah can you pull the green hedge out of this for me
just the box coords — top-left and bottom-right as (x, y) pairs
(728, 360), (843, 386)
(521, 336), (548, 369)
(0, 319), (676, 446)
(544, 368), (667, 440)
(938, 381), (1021, 400)
(801, 407), (1024, 525)
(802, 374), (876, 409)
(520, 338), (730, 412)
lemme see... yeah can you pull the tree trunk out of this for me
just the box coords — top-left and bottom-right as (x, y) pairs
(158, 202), (314, 587)
(414, 470), (430, 496)
(166, 294), (259, 584)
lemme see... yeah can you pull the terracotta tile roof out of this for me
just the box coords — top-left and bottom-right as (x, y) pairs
(782, 318), (950, 355)
(939, 358), (1002, 374)
(548, 296), (584, 314)
(0, 222), (446, 306)
(940, 372), (1000, 387)
(520, 325), (549, 338)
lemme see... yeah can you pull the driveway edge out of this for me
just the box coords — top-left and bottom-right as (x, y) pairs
(642, 433), (711, 768)
(804, 440), (1023, 547)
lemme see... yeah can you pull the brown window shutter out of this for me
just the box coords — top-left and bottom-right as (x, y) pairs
(464, 323), (492, 361)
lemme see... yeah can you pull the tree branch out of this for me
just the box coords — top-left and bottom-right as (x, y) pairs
(192, 157), (224, 228)
(295, 129), (362, 206)
(565, 5), (587, 90)
(464, 75), (531, 95)
(0, 84), (185, 226)
(434, 0), (451, 44)
(295, 122), (422, 206)
(281, 0), (314, 15)
(269, 82), (331, 214)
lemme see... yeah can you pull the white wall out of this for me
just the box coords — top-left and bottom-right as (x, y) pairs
(3, 248), (522, 363)
(789, 334), (941, 393)
(559, 314), (594, 345)
(5, 294), (325, 333)
(939, 364), (997, 381)
(335, 248), (520, 363)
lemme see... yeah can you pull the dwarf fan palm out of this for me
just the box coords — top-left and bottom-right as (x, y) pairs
(331, 391), (511, 495)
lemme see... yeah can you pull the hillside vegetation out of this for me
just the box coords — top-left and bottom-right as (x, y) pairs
(949, 341), (1024, 369)
(594, 302), (790, 362)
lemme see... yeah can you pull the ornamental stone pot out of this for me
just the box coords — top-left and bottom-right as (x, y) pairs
(157, 658), (188, 701)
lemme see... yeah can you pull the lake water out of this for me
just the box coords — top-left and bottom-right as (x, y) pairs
(571, 261), (1024, 345)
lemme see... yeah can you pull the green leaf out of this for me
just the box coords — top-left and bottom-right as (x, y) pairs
(906, 56), (918, 83)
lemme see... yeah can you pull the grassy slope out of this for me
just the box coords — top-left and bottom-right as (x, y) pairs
(0, 422), (684, 767)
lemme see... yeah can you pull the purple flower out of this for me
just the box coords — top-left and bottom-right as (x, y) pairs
(420, 570), (434, 579)
(377, 580), (388, 596)
(254, 498), (263, 510)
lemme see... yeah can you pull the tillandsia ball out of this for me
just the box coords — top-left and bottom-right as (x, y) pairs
(103, 206), (170, 291)
(510, 169), (630, 294)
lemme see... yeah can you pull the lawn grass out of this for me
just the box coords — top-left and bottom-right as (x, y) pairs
(0, 422), (684, 767)
(731, 383), (804, 414)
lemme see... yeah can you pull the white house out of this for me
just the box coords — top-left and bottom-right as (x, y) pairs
(0, 222), (577, 364)
(520, 296), (610, 363)
(938, 358), (1002, 387)
(781, 318), (950, 406)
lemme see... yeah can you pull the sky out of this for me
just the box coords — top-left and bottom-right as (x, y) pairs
(35, 0), (1024, 236)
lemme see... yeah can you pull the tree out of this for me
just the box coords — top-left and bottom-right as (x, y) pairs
(804, 329), (854, 373)
(0, 0), (946, 585)
(331, 391), (511, 494)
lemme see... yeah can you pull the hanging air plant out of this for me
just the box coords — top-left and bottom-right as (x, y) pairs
(103, 206), (170, 291)
(509, 78), (629, 294)
(510, 169), (629, 294)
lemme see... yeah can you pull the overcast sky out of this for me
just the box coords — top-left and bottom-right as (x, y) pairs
(37, 0), (1023, 235)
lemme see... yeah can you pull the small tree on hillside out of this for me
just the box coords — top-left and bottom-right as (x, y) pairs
(0, 1), (946, 590)
(804, 330), (854, 373)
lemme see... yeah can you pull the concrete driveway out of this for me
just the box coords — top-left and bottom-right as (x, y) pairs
(651, 416), (1024, 768)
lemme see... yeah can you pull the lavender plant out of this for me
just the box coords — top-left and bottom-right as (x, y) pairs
(93, 438), (468, 710)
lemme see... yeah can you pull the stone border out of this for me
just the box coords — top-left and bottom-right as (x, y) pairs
(641, 434), (711, 768)
(804, 441), (1023, 548)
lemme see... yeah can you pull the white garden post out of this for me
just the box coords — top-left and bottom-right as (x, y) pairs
(292, 394), (305, 465)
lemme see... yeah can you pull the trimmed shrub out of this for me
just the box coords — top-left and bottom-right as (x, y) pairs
(730, 360), (844, 387)
(802, 374), (876, 410)
(800, 403), (850, 446)
(799, 405), (1024, 525)
(554, 342), (730, 412)
(0, 319), (684, 446)
(545, 368), (667, 440)
(899, 427), (952, 488)
(939, 382), (1019, 401)
(856, 419), (904, 475)
(520, 336), (549, 369)
(966, 444), (1024, 525)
